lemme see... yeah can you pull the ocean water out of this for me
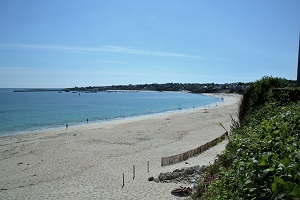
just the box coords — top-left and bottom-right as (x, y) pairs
(0, 89), (222, 136)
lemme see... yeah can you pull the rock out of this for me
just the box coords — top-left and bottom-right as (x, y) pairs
(183, 167), (194, 175)
(193, 165), (202, 173)
(158, 164), (208, 184)
(165, 172), (173, 180)
(148, 176), (154, 181)
(158, 173), (167, 181)
(194, 165), (201, 170)
(172, 172), (181, 179)
(173, 168), (183, 173)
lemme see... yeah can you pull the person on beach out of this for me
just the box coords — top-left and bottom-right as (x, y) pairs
(87, 118), (88, 123)
(66, 124), (68, 129)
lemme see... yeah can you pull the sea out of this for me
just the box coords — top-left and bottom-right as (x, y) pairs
(0, 89), (222, 136)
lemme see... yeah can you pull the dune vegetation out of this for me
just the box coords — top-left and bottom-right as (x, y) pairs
(193, 77), (300, 199)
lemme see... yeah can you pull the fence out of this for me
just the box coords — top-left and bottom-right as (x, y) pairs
(161, 132), (228, 166)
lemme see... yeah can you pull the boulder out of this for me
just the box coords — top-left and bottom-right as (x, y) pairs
(165, 172), (173, 180)
(158, 173), (167, 181)
(172, 172), (181, 179)
(173, 168), (183, 173)
(183, 167), (194, 175)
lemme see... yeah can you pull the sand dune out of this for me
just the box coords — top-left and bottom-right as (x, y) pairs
(0, 93), (241, 200)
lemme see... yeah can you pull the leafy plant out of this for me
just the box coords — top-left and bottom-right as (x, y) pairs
(195, 77), (300, 200)
(202, 103), (300, 199)
(238, 76), (289, 122)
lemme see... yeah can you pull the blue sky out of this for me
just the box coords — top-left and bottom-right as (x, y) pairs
(0, 0), (299, 88)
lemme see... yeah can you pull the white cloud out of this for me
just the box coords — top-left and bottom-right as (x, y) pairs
(0, 43), (204, 59)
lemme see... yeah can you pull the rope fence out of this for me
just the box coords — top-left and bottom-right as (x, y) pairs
(161, 132), (228, 166)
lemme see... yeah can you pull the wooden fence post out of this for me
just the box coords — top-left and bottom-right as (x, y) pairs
(133, 165), (135, 180)
(122, 173), (124, 188)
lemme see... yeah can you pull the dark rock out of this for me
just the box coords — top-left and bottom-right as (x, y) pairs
(148, 176), (154, 181)
(165, 172), (173, 180)
(173, 168), (183, 173)
(157, 164), (207, 184)
(172, 172), (181, 179)
(158, 173), (167, 181)
(183, 167), (194, 175)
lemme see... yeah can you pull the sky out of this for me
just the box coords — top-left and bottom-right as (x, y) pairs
(0, 0), (299, 88)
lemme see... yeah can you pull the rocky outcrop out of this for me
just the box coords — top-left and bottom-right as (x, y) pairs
(155, 165), (206, 184)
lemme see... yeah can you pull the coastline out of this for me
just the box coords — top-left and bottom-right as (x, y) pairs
(0, 93), (241, 200)
(0, 92), (222, 138)
(0, 91), (222, 137)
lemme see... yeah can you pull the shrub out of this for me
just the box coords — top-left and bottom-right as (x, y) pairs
(197, 77), (300, 199)
(268, 87), (300, 105)
(202, 103), (300, 199)
(238, 76), (289, 122)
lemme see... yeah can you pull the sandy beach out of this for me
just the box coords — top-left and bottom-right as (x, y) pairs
(0, 93), (241, 200)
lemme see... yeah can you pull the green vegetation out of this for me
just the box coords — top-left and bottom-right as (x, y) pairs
(67, 82), (250, 94)
(193, 77), (300, 199)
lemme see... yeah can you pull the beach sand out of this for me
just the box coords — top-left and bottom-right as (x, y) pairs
(0, 93), (241, 200)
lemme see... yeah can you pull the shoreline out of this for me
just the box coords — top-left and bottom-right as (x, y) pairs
(0, 92), (223, 138)
(0, 93), (241, 200)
